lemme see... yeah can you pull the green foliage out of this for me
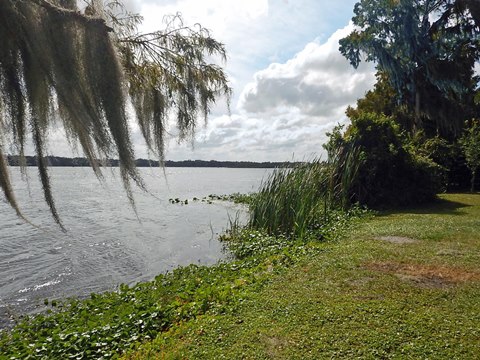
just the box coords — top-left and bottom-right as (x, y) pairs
(128, 194), (480, 360)
(333, 112), (443, 208)
(247, 161), (329, 239)
(0, 261), (263, 359)
(412, 133), (471, 191)
(347, 73), (474, 193)
(346, 73), (397, 118)
(340, 0), (480, 138)
(345, 72), (413, 132)
(246, 156), (367, 239)
(202, 193), (256, 205)
(460, 120), (480, 192)
(167, 193), (256, 206)
(0, 0), (231, 224)
(0, 204), (366, 359)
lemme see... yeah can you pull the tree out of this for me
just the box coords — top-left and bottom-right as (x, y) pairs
(0, 0), (231, 227)
(345, 71), (416, 131)
(460, 119), (480, 192)
(339, 0), (480, 138)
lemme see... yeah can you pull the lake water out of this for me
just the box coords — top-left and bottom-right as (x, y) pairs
(0, 167), (270, 328)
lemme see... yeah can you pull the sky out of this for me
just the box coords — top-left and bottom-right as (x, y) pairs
(51, 0), (377, 162)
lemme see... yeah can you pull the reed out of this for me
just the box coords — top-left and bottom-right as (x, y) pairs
(248, 160), (327, 239)
(248, 146), (362, 239)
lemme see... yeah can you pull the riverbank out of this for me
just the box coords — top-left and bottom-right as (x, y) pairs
(0, 200), (362, 358)
(124, 193), (480, 359)
(2, 194), (479, 358)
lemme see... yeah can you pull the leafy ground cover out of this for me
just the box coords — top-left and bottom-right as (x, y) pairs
(123, 193), (480, 359)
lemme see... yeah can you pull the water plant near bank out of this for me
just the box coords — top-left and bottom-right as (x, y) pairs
(247, 152), (361, 239)
(168, 193), (255, 206)
(0, 255), (276, 359)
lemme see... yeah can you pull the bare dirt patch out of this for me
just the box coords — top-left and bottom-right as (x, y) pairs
(262, 335), (288, 358)
(376, 236), (418, 244)
(365, 261), (480, 288)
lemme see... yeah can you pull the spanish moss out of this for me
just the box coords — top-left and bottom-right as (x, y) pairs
(0, 0), (231, 224)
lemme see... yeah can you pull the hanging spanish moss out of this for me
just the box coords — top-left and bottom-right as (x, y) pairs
(0, 0), (231, 226)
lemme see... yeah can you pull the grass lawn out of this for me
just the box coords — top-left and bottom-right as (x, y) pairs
(124, 193), (480, 359)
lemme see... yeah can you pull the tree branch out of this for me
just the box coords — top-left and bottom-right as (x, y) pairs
(28, 0), (114, 32)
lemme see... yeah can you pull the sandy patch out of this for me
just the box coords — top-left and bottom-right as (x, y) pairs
(348, 276), (375, 287)
(263, 335), (288, 358)
(376, 236), (418, 244)
(436, 249), (464, 256)
(365, 261), (480, 288)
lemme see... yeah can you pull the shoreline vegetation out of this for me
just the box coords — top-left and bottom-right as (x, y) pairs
(2, 193), (479, 358)
(0, 189), (365, 358)
(6, 156), (299, 169)
(126, 193), (480, 359)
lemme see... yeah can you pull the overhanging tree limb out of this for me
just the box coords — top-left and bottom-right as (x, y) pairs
(30, 0), (114, 31)
(0, 0), (231, 226)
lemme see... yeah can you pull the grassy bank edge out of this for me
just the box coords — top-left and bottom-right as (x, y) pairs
(123, 193), (480, 359)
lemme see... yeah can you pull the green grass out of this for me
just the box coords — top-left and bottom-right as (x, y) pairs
(2, 194), (479, 359)
(123, 193), (480, 359)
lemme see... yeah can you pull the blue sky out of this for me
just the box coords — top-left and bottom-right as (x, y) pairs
(50, 0), (377, 161)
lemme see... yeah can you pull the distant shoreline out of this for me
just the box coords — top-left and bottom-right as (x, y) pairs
(7, 155), (297, 169)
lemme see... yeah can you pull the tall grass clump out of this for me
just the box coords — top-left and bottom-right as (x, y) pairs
(248, 151), (360, 239)
(248, 161), (327, 238)
(247, 126), (364, 239)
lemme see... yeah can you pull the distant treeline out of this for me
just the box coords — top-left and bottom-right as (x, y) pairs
(6, 155), (297, 169)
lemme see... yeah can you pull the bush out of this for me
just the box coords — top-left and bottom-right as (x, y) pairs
(460, 119), (480, 192)
(413, 134), (470, 191)
(331, 113), (444, 208)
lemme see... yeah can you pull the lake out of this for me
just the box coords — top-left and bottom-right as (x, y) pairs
(0, 167), (270, 328)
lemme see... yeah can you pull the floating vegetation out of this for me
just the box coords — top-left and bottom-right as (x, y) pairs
(168, 193), (254, 206)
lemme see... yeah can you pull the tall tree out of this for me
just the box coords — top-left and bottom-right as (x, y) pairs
(339, 0), (480, 137)
(0, 0), (231, 226)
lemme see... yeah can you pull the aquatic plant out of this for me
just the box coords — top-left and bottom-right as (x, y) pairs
(246, 145), (363, 239)
(248, 160), (327, 238)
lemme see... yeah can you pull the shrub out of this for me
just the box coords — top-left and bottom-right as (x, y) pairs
(331, 113), (444, 208)
(413, 133), (470, 191)
(460, 119), (480, 192)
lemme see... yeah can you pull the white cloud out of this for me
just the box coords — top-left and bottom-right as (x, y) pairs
(130, 22), (377, 162)
(26, 1), (376, 162)
(139, 0), (268, 35)
(239, 24), (375, 117)
(137, 0), (359, 103)
(176, 23), (376, 161)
